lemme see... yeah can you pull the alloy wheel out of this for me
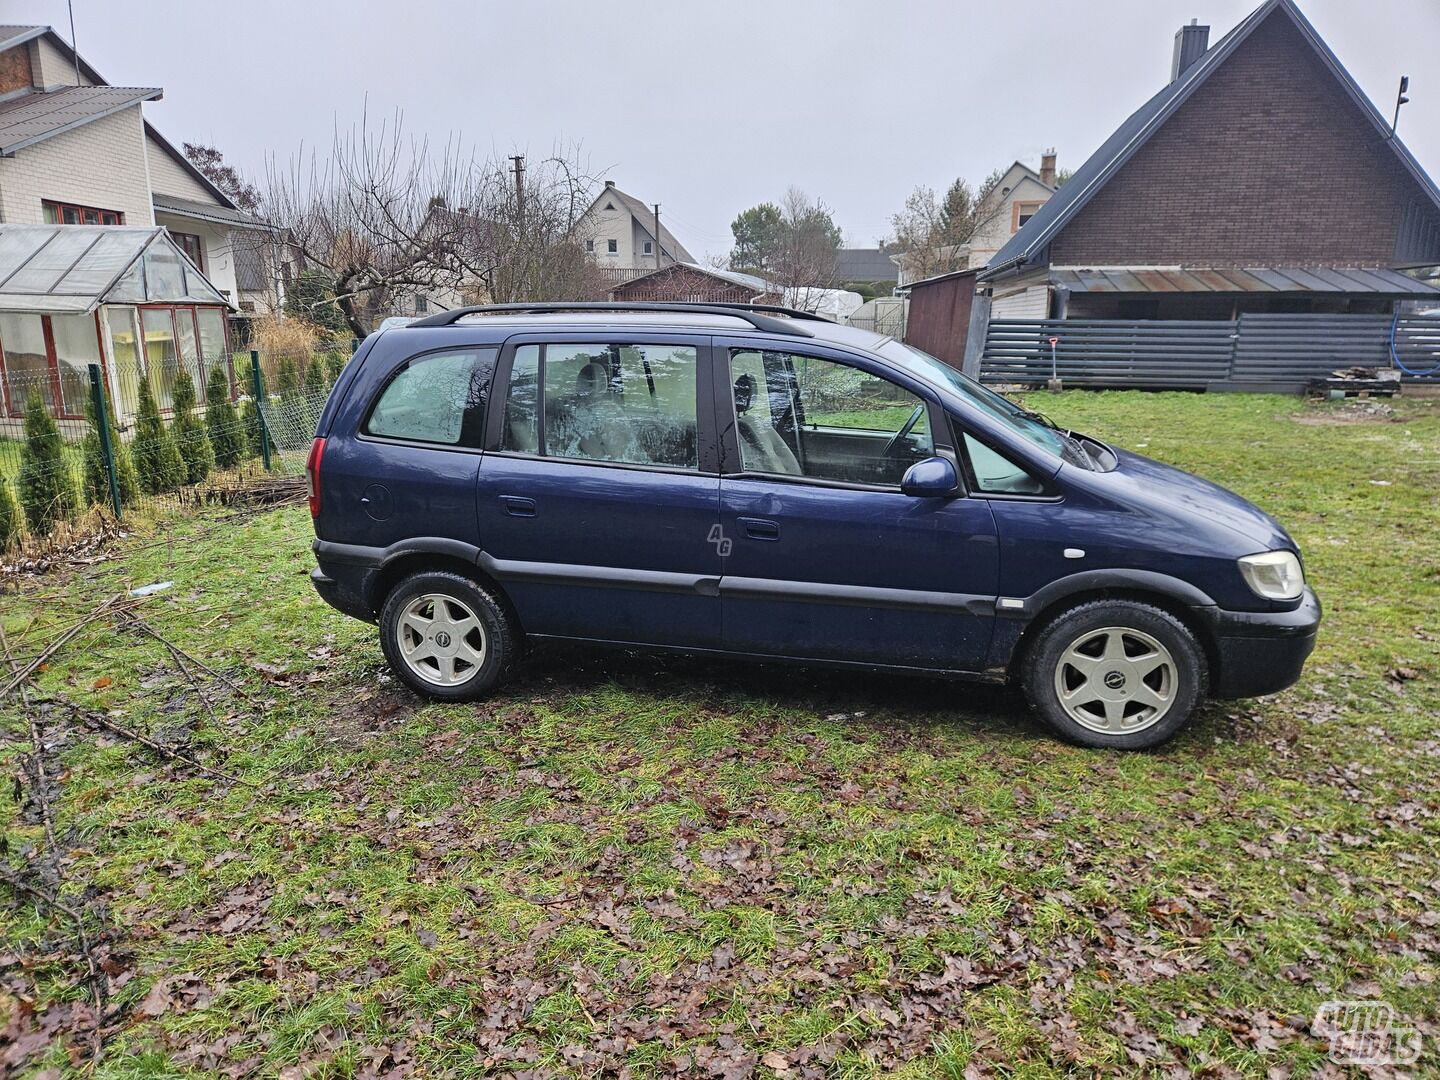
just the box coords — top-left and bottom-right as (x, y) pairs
(1051, 625), (1178, 734)
(395, 593), (488, 686)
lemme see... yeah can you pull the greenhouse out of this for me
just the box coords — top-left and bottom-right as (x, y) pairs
(0, 224), (232, 427)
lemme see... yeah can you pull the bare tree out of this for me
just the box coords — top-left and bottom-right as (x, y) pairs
(263, 110), (606, 336)
(888, 170), (1008, 282)
(770, 187), (841, 313)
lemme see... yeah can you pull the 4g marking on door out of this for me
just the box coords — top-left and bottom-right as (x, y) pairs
(707, 524), (733, 558)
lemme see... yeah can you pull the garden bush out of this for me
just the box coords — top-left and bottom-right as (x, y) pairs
(17, 391), (80, 535)
(240, 398), (271, 460)
(0, 478), (21, 550)
(324, 351), (346, 385)
(303, 356), (327, 399)
(171, 370), (215, 484)
(206, 367), (245, 469)
(81, 394), (139, 509)
(131, 378), (185, 495)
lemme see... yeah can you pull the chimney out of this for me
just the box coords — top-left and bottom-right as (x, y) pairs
(1171, 18), (1210, 81)
(1039, 149), (1057, 188)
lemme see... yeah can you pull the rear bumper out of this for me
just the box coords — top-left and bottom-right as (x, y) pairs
(311, 540), (382, 623)
(1204, 586), (1321, 698)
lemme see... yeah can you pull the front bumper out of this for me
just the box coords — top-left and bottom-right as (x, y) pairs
(1203, 586), (1321, 698)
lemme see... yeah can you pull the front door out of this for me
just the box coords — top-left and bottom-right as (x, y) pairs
(716, 344), (999, 671)
(476, 335), (723, 648)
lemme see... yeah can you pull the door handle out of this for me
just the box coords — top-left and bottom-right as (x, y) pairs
(499, 495), (537, 517)
(739, 517), (779, 540)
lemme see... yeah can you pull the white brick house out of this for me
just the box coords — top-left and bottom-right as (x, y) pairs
(0, 24), (280, 313)
(574, 180), (696, 287)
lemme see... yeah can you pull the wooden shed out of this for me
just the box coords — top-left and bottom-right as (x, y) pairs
(901, 267), (980, 369)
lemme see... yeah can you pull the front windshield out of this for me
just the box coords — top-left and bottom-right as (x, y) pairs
(878, 340), (1079, 461)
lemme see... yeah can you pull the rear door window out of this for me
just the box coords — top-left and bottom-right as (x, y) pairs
(364, 349), (492, 447)
(501, 342), (700, 469)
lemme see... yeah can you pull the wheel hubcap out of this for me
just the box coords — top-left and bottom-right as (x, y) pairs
(1053, 626), (1177, 735)
(395, 593), (487, 686)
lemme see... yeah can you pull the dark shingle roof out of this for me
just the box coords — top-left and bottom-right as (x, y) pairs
(836, 248), (900, 283)
(980, 0), (1440, 281)
(0, 85), (161, 154)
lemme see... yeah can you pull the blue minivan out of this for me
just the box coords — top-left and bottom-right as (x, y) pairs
(307, 303), (1320, 749)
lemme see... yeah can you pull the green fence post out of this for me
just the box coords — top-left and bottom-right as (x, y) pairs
(250, 350), (272, 472)
(88, 363), (123, 518)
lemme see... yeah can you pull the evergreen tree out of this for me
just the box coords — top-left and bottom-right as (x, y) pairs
(171, 369), (214, 484)
(131, 378), (185, 495)
(206, 366), (245, 469)
(283, 269), (347, 333)
(0, 478), (21, 550)
(276, 356), (300, 398)
(240, 398), (269, 459)
(81, 393), (139, 508)
(325, 351), (346, 385)
(303, 355), (327, 400)
(17, 390), (79, 535)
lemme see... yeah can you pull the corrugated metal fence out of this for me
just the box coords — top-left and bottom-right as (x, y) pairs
(981, 314), (1440, 390)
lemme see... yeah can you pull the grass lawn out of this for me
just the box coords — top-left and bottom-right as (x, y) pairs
(2, 390), (1438, 1077)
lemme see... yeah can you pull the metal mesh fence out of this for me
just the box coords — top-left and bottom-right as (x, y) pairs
(0, 341), (351, 554)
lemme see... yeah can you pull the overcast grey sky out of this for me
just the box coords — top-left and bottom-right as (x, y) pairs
(23, 0), (1440, 261)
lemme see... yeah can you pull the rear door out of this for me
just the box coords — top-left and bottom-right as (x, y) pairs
(714, 340), (999, 671)
(475, 333), (723, 648)
(318, 344), (495, 551)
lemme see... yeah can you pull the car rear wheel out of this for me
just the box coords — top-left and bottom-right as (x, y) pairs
(1021, 600), (1207, 750)
(379, 571), (517, 701)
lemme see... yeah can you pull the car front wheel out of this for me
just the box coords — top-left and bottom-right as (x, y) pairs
(1021, 600), (1207, 750)
(378, 571), (516, 702)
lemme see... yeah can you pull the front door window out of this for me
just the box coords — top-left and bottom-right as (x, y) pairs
(729, 349), (933, 486)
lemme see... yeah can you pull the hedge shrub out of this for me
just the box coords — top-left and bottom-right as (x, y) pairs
(132, 378), (185, 495)
(171, 369), (214, 484)
(17, 390), (79, 535)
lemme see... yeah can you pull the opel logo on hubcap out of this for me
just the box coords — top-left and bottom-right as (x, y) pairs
(434, 630), (452, 648)
(1103, 670), (1126, 690)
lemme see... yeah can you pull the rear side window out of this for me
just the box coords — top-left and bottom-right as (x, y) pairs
(365, 348), (493, 446)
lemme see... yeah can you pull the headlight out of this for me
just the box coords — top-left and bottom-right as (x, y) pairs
(1238, 550), (1305, 600)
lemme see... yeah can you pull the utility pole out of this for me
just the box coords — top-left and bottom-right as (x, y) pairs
(510, 155), (526, 236)
(653, 203), (663, 269)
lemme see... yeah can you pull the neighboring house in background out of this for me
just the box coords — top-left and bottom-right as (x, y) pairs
(577, 180), (695, 286)
(611, 263), (774, 305)
(978, 0), (1440, 320)
(0, 25), (281, 320)
(835, 248), (900, 292)
(892, 155), (1059, 287)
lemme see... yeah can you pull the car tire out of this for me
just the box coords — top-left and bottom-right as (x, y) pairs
(1020, 600), (1207, 750)
(378, 571), (518, 702)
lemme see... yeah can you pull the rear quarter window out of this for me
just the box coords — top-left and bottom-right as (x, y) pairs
(364, 348), (494, 446)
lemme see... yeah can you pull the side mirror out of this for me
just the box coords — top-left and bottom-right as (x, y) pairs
(901, 455), (958, 497)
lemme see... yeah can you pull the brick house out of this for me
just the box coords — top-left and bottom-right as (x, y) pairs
(611, 263), (775, 305)
(977, 0), (1440, 321)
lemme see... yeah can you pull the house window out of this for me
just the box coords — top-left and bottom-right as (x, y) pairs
(585, 240), (595, 253)
(43, 200), (124, 226)
(416, 296), (429, 314)
(172, 231), (205, 271)
(1011, 201), (1044, 232)
(642, 240), (654, 256)
(607, 239), (618, 254)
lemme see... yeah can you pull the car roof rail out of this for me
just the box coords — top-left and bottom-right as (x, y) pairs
(404, 301), (827, 337)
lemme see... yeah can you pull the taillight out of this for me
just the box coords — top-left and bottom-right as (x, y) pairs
(305, 437), (326, 517)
